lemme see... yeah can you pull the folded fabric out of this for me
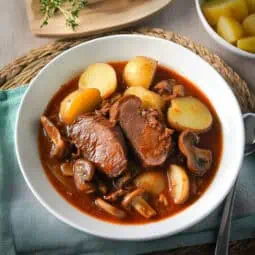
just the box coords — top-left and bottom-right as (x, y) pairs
(0, 86), (255, 255)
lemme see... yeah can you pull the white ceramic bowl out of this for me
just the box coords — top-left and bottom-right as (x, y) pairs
(15, 34), (244, 240)
(195, 0), (255, 59)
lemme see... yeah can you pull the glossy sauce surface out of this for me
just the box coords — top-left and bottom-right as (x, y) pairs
(38, 62), (223, 224)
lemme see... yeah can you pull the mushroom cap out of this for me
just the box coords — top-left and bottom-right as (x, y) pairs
(73, 159), (96, 192)
(73, 158), (95, 182)
(178, 130), (212, 176)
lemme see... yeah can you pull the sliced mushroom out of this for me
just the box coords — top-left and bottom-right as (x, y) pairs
(179, 130), (212, 176)
(49, 164), (76, 192)
(40, 116), (66, 158)
(73, 159), (95, 182)
(122, 189), (156, 219)
(167, 164), (190, 205)
(95, 198), (126, 219)
(134, 171), (166, 196)
(60, 162), (74, 176)
(73, 159), (96, 192)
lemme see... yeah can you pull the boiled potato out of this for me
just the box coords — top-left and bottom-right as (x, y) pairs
(217, 16), (244, 43)
(124, 86), (165, 111)
(123, 56), (157, 89)
(202, 0), (249, 26)
(167, 97), (213, 133)
(245, 0), (255, 13)
(237, 36), (255, 52)
(167, 165), (190, 205)
(79, 63), (117, 99)
(243, 14), (255, 35)
(134, 171), (166, 196)
(60, 88), (101, 124)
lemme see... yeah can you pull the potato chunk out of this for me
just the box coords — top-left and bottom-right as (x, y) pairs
(60, 88), (101, 124)
(79, 63), (117, 99)
(217, 16), (244, 43)
(124, 86), (165, 111)
(237, 36), (255, 52)
(245, 0), (255, 13)
(167, 165), (190, 205)
(202, 0), (249, 26)
(167, 97), (213, 133)
(243, 14), (255, 36)
(123, 56), (157, 89)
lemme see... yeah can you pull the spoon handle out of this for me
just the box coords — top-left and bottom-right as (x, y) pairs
(215, 181), (237, 255)
(215, 113), (255, 255)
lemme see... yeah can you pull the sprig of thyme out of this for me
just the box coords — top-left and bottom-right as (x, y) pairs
(40, 0), (87, 30)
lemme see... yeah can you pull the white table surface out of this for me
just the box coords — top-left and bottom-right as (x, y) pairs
(0, 0), (254, 92)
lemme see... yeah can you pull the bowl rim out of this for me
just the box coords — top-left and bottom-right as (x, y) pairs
(195, 0), (255, 59)
(15, 34), (245, 240)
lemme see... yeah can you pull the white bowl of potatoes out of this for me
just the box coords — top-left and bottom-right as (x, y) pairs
(195, 0), (255, 58)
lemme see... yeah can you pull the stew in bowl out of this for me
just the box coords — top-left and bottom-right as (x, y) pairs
(16, 35), (244, 240)
(39, 57), (222, 224)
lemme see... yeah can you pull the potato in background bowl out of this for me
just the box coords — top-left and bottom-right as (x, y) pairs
(195, 0), (255, 58)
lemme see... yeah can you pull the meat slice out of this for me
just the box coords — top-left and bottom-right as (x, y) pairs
(69, 114), (127, 178)
(118, 95), (172, 168)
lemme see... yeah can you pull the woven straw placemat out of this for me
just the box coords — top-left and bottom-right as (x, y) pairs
(1, 27), (255, 254)
(0, 27), (255, 113)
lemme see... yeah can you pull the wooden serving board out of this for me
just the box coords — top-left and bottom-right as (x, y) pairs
(25, 0), (172, 38)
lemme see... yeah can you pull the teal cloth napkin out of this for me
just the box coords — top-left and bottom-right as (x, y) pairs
(1, 86), (255, 255)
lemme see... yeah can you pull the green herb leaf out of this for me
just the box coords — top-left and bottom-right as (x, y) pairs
(40, 0), (87, 30)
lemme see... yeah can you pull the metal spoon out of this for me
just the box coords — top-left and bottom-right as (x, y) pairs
(215, 113), (255, 255)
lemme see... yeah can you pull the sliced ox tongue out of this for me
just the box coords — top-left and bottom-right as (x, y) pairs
(69, 114), (128, 178)
(118, 95), (172, 168)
